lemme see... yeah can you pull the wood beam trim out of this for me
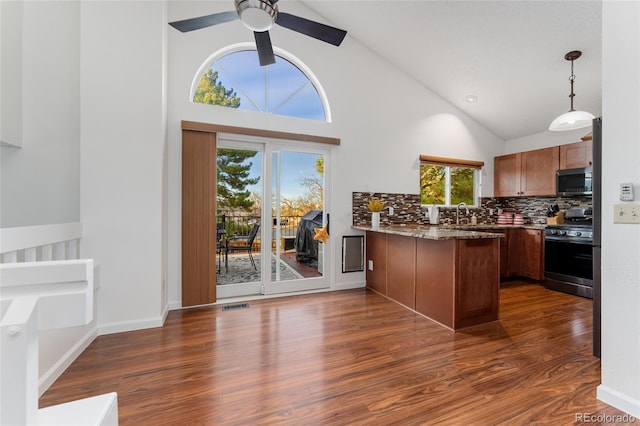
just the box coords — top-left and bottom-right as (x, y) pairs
(181, 121), (340, 146)
(419, 154), (484, 169)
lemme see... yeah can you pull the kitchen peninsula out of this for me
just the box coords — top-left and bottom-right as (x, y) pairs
(353, 225), (504, 331)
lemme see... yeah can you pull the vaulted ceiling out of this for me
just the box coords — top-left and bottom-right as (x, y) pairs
(301, 0), (602, 141)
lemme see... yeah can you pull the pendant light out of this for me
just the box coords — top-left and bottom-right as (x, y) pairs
(549, 50), (595, 131)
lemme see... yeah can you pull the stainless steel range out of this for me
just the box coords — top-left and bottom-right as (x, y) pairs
(544, 208), (594, 298)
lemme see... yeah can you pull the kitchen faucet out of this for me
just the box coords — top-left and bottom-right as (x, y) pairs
(456, 202), (470, 225)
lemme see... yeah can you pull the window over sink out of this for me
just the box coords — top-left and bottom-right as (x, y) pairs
(419, 155), (483, 207)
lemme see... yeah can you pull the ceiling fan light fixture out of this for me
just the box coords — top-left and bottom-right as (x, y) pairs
(549, 50), (594, 132)
(235, 0), (277, 32)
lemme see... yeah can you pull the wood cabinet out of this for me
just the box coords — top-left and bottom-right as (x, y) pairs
(506, 228), (544, 281)
(477, 228), (510, 279)
(366, 231), (500, 330)
(494, 153), (521, 197)
(365, 231), (387, 295)
(386, 234), (416, 309)
(494, 147), (559, 197)
(560, 140), (593, 169)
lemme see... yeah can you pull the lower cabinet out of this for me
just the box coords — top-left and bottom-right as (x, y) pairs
(386, 234), (416, 309)
(365, 231), (387, 295)
(476, 228), (510, 279)
(473, 228), (544, 282)
(506, 228), (545, 281)
(515, 229), (545, 280)
(365, 231), (500, 330)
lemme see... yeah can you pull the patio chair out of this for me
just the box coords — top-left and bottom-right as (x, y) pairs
(216, 221), (227, 273)
(226, 223), (260, 270)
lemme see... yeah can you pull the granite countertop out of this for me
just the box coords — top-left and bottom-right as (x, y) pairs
(452, 224), (547, 231)
(351, 224), (505, 240)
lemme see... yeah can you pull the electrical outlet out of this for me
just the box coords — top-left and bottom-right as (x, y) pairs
(613, 203), (640, 224)
(368, 260), (374, 271)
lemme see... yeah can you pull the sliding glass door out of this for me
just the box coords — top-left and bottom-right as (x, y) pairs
(216, 137), (330, 299)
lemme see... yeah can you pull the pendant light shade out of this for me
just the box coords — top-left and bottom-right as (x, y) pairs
(549, 50), (594, 131)
(549, 110), (595, 131)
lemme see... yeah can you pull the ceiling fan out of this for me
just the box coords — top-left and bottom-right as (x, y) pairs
(169, 0), (347, 66)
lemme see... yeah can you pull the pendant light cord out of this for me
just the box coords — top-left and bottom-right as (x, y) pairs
(568, 58), (576, 112)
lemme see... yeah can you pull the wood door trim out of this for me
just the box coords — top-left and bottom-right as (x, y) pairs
(181, 121), (341, 146)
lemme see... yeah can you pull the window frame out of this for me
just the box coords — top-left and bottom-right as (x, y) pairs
(190, 42), (332, 122)
(419, 155), (483, 208)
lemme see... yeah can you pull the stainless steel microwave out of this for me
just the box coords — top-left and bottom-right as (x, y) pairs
(557, 167), (593, 196)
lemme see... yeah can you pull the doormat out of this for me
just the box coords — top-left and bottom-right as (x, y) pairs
(221, 303), (249, 311)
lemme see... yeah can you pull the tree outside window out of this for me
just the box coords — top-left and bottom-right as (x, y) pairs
(420, 157), (481, 206)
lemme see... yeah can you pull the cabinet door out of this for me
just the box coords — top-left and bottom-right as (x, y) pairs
(499, 229), (510, 279)
(517, 229), (544, 280)
(560, 140), (593, 169)
(366, 231), (387, 295)
(507, 229), (522, 277)
(520, 147), (559, 196)
(478, 228), (510, 279)
(387, 234), (416, 309)
(494, 153), (521, 197)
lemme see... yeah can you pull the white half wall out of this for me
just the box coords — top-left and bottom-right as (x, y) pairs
(597, 0), (640, 418)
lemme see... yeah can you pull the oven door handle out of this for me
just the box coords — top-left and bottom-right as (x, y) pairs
(545, 238), (594, 246)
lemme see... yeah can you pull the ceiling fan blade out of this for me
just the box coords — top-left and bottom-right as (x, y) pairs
(276, 12), (347, 46)
(254, 31), (276, 66)
(169, 11), (238, 33)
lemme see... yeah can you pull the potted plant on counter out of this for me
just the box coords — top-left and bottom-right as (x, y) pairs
(367, 197), (385, 227)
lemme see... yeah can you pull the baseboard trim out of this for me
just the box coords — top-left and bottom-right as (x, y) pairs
(39, 326), (98, 396)
(331, 280), (366, 291)
(597, 384), (640, 418)
(98, 315), (165, 336)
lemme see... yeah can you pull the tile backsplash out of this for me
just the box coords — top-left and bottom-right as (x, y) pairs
(352, 192), (593, 226)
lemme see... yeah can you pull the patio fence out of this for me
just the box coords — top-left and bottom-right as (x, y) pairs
(218, 214), (304, 251)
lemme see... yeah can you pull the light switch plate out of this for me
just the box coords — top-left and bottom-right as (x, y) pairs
(614, 203), (640, 224)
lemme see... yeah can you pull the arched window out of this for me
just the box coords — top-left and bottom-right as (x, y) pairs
(191, 43), (331, 122)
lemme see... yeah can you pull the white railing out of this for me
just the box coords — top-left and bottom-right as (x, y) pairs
(0, 222), (82, 263)
(0, 223), (118, 425)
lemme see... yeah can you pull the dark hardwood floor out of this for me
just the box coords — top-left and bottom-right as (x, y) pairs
(40, 282), (627, 425)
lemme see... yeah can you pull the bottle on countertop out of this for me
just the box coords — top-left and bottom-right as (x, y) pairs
(471, 214), (477, 225)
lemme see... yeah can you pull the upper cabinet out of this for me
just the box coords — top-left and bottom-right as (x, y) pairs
(494, 146), (559, 197)
(559, 140), (593, 169)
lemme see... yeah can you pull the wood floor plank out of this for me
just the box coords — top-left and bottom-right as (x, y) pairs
(40, 283), (627, 425)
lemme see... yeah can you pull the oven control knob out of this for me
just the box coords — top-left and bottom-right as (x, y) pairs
(549, 230), (557, 235)
(559, 231), (567, 236)
(575, 231), (582, 237)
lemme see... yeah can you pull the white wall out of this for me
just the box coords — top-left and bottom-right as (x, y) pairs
(166, 1), (505, 306)
(503, 127), (592, 154)
(597, 1), (640, 417)
(0, 0), (80, 227)
(80, 1), (168, 333)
